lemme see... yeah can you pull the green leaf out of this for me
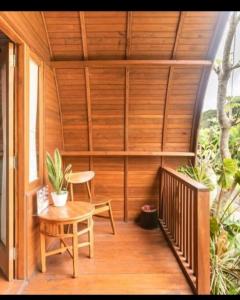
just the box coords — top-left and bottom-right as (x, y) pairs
(235, 170), (240, 185)
(45, 149), (72, 193)
(210, 217), (220, 236)
(217, 158), (238, 190)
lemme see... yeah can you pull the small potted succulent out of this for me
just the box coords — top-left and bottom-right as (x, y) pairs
(46, 148), (72, 207)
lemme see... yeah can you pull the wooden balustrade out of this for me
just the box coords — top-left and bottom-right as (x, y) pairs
(159, 167), (210, 295)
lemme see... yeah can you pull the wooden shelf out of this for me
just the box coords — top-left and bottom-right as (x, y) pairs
(51, 59), (212, 69)
(61, 151), (195, 157)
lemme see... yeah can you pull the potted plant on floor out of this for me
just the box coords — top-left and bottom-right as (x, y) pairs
(46, 148), (72, 207)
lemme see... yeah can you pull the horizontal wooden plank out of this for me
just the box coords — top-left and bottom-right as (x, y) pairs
(61, 151), (195, 157)
(51, 59), (212, 68)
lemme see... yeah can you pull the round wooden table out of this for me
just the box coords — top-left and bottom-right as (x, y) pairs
(38, 201), (95, 278)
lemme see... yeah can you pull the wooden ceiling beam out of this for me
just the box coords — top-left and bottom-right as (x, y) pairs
(79, 12), (94, 195)
(41, 12), (53, 59)
(41, 12), (65, 150)
(79, 12), (88, 60)
(126, 12), (133, 59)
(162, 12), (186, 152)
(50, 59), (212, 68)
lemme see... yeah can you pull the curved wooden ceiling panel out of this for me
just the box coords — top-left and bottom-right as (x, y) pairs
(41, 11), (228, 153)
(44, 11), (84, 60)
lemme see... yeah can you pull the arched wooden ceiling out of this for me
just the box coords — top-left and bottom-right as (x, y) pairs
(41, 11), (228, 154)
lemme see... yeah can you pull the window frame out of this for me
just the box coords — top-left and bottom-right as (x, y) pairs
(26, 50), (43, 190)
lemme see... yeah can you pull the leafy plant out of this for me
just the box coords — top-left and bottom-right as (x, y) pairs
(178, 164), (215, 191)
(210, 207), (240, 295)
(46, 148), (72, 194)
(210, 234), (240, 295)
(217, 158), (238, 190)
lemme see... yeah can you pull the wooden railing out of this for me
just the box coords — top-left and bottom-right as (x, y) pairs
(159, 167), (210, 295)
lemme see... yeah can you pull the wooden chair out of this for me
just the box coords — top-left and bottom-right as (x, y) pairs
(67, 171), (116, 234)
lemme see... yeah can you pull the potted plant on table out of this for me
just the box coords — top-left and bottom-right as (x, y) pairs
(46, 148), (72, 207)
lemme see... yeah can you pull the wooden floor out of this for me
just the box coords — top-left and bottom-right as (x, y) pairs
(11, 221), (192, 295)
(0, 270), (25, 295)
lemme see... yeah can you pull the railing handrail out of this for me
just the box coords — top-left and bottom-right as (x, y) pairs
(162, 167), (209, 192)
(159, 167), (210, 294)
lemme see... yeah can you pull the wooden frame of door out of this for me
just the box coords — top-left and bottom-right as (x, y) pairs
(0, 17), (45, 280)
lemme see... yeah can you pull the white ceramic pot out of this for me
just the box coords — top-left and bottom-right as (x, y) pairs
(51, 191), (68, 207)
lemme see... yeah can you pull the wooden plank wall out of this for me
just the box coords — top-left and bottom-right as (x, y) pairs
(57, 63), (207, 221)
(43, 11), (221, 221)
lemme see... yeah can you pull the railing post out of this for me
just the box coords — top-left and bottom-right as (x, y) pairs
(195, 189), (210, 294)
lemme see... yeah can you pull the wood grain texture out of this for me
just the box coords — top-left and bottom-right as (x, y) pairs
(0, 12), (50, 60)
(20, 221), (192, 295)
(44, 64), (63, 155)
(0, 11), (226, 284)
(159, 167), (210, 294)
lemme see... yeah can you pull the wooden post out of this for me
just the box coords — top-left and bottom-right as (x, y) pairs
(195, 189), (210, 294)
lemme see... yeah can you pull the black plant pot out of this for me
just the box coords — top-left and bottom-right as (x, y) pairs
(138, 205), (159, 230)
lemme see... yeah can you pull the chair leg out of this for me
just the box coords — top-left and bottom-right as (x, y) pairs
(72, 223), (79, 278)
(40, 231), (46, 273)
(108, 203), (116, 235)
(88, 217), (94, 258)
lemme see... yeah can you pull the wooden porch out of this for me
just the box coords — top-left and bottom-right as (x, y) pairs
(18, 221), (192, 295)
(0, 11), (229, 295)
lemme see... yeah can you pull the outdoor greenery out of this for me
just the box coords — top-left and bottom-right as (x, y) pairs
(179, 111), (240, 295)
(46, 148), (72, 194)
(178, 12), (240, 295)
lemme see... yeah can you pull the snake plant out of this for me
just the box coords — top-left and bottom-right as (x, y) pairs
(46, 148), (72, 194)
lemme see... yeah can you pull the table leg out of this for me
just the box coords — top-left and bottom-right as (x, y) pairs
(40, 230), (46, 273)
(59, 224), (64, 252)
(72, 222), (79, 278)
(88, 216), (94, 258)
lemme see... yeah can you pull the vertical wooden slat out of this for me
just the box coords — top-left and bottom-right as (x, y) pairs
(189, 189), (193, 269)
(167, 173), (170, 229)
(79, 11), (95, 196)
(173, 178), (177, 243)
(183, 185), (187, 258)
(124, 158), (128, 222)
(186, 188), (190, 264)
(126, 12), (132, 59)
(180, 182), (183, 251)
(195, 190), (210, 294)
(161, 171), (164, 220)
(124, 68), (129, 222)
(169, 175), (171, 233)
(176, 181), (179, 246)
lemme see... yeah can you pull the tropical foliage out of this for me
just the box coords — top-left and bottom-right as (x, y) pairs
(179, 117), (240, 294)
(46, 148), (72, 194)
(179, 12), (240, 294)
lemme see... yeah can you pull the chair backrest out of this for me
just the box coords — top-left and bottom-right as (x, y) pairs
(66, 171), (95, 202)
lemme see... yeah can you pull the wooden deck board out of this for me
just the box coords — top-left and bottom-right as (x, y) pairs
(21, 221), (191, 295)
(0, 270), (25, 294)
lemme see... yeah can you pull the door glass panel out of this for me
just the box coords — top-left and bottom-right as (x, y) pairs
(29, 58), (39, 182)
(0, 61), (7, 246)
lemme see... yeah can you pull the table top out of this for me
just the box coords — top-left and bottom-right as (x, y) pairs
(38, 201), (94, 222)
